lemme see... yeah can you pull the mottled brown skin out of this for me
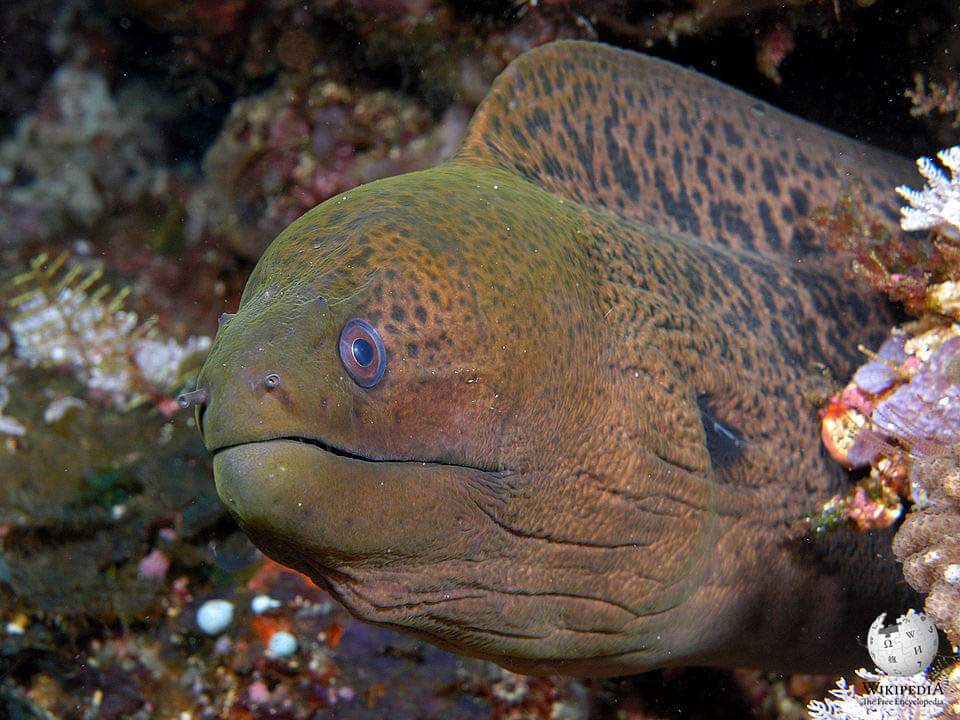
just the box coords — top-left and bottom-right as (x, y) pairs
(194, 41), (918, 676)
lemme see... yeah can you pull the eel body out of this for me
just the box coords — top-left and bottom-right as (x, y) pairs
(192, 41), (918, 676)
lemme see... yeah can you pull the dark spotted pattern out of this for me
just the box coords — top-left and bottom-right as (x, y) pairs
(459, 41), (909, 258)
(196, 41), (918, 678)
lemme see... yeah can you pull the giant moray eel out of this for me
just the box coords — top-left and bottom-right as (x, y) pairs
(187, 41), (919, 676)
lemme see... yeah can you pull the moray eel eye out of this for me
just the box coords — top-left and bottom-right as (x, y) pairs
(339, 319), (386, 388)
(353, 339), (373, 366)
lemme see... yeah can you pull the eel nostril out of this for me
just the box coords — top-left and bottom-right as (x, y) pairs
(177, 387), (210, 410)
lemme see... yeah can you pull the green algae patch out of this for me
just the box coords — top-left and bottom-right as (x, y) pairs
(0, 367), (226, 621)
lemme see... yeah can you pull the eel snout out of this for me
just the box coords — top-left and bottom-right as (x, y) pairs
(177, 385), (210, 438)
(177, 386), (209, 410)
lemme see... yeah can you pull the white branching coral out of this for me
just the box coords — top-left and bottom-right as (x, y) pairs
(807, 668), (949, 719)
(896, 146), (960, 240)
(7, 252), (210, 410)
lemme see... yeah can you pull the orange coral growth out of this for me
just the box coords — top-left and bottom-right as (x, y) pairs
(820, 399), (870, 468)
(250, 615), (289, 645)
(245, 556), (315, 592)
(327, 621), (344, 649)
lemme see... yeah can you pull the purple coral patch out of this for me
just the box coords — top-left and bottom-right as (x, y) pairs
(879, 332), (909, 364)
(873, 336), (960, 446)
(853, 361), (899, 395)
(845, 433), (884, 469)
(852, 332), (909, 395)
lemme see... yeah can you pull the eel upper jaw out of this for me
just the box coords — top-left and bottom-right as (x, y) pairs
(209, 434), (500, 473)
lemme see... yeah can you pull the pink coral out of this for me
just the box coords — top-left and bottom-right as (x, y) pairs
(137, 549), (171, 581)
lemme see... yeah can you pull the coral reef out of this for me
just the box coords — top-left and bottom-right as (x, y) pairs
(902, 18), (960, 147)
(813, 323), (960, 537)
(814, 145), (960, 662)
(908, 74), (960, 134)
(0, 332), (24, 438)
(0, 65), (170, 249)
(186, 67), (469, 258)
(812, 177), (960, 319)
(0, 386), (25, 438)
(520, 0), (816, 47)
(2, 548), (594, 719)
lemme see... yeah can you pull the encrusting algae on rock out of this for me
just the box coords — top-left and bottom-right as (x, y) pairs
(0, 65), (169, 249)
(813, 148), (960, 528)
(814, 147), (960, 658)
(186, 66), (467, 259)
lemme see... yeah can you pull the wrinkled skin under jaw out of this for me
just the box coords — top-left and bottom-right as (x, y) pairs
(211, 439), (709, 676)
(325, 572), (698, 678)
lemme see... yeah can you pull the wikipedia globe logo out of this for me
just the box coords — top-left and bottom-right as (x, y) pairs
(866, 610), (938, 677)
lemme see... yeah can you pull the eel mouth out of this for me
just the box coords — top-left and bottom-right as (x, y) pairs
(211, 434), (375, 464)
(210, 434), (503, 474)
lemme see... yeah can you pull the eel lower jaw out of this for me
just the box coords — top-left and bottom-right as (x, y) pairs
(210, 438), (508, 577)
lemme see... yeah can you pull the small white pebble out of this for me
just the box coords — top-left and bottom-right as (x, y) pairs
(0, 415), (25, 437)
(73, 238), (94, 256)
(43, 395), (86, 424)
(945, 564), (960, 585)
(268, 630), (298, 656)
(196, 599), (234, 635)
(251, 594), (281, 614)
